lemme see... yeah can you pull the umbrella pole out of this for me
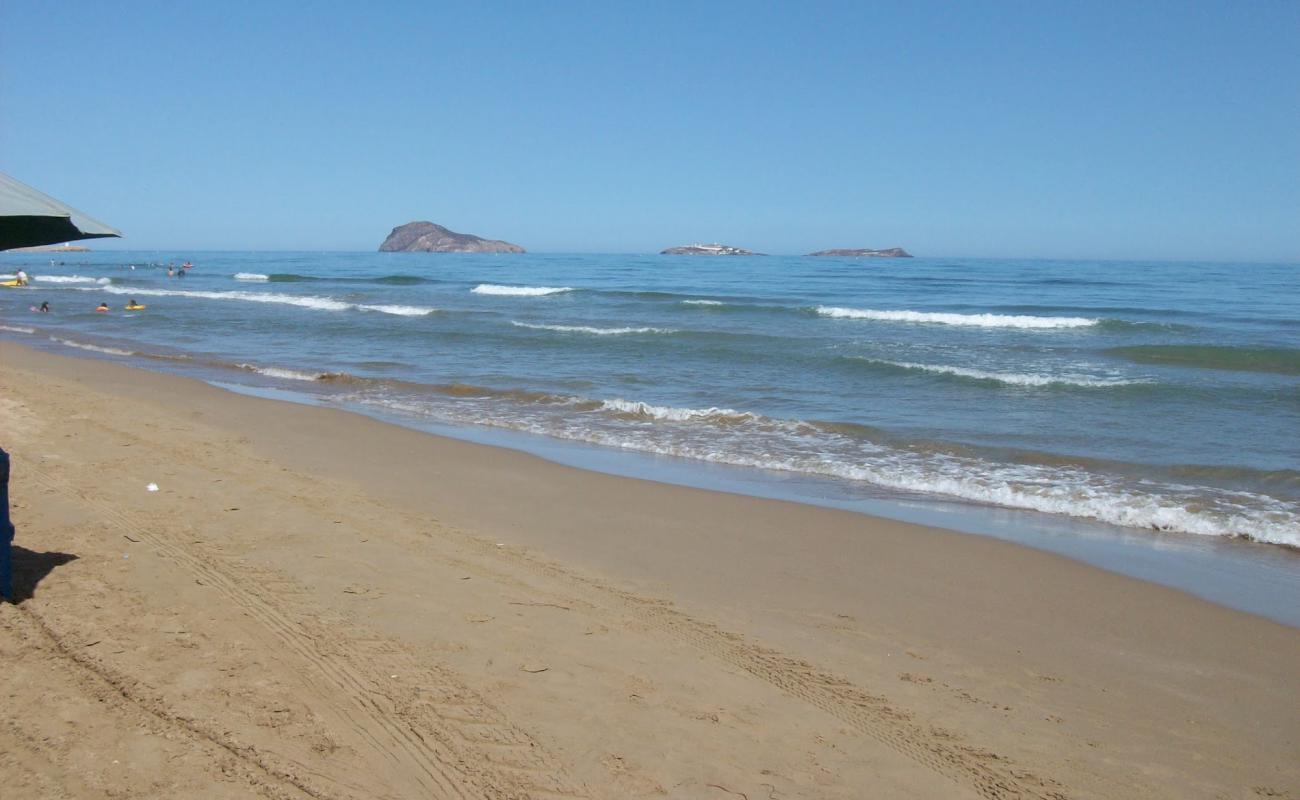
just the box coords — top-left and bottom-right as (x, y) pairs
(0, 449), (12, 600)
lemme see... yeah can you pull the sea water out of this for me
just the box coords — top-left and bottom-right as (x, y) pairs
(2, 252), (1297, 608)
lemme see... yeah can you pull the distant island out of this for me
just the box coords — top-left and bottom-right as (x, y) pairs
(661, 243), (762, 256)
(807, 248), (912, 258)
(379, 221), (525, 253)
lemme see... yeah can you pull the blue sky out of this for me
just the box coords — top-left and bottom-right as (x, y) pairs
(2, 1), (1297, 259)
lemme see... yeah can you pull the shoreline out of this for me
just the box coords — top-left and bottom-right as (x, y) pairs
(2, 340), (1299, 797)
(8, 330), (1300, 625)
(2, 255), (1297, 551)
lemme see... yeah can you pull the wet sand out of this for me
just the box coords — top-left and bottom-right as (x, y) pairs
(1, 341), (1296, 799)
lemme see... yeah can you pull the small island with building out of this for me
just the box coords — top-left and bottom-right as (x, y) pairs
(660, 243), (762, 256)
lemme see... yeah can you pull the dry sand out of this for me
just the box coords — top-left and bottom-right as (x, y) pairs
(1, 340), (1296, 799)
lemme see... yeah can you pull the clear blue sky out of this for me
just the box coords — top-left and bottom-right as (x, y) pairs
(2, 1), (1297, 259)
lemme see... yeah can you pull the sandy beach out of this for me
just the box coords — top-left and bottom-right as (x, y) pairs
(1, 340), (1296, 799)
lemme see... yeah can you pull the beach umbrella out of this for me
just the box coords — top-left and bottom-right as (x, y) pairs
(0, 172), (121, 251)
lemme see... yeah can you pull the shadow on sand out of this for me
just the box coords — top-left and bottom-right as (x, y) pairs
(3, 545), (78, 604)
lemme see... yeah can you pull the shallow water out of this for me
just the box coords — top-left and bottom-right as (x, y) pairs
(3, 252), (1297, 550)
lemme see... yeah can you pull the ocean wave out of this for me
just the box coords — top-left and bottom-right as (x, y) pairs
(94, 285), (353, 311)
(853, 359), (1143, 388)
(597, 398), (759, 423)
(682, 299), (725, 306)
(0, 324), (35, 334)
(259, 273), (428, 285)
(511, 321), (675, 335)
(91, 285), (438, 316)
(373, 274), (431, 285)
(50, 336), (133, 356)
(472, 284), (573, 296)
(1108, 345), (1300, 376)
(237, 363), (324, 381)
(348, 389), (1298, 546)
(34, 275), (111, 285)
(358, 304), (438, 317)
(816, 306), (1099, 329)
(234, 272), (270, 281)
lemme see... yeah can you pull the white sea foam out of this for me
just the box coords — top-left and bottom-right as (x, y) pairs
(50, 337), (133, 356)
(359, 304), (438, 316)
(816, 306), (1099, 329)
(33, 275), (110, 285)
(83, 285), (438, 317)
(345, 390), (1298, 546)
(472, 284), (573, 296)
(512, 321), (675, 335)
(597, 398), (758, 423)
(682, 299), (724, 306)
(237, 364), (322, 381)
(865, 360), (1141, 388)
(96, 285), (353, 311)
(0, 324), (35, 334)
(234, 272), (270, 281)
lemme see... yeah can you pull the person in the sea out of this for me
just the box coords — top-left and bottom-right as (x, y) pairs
(176, 266), (185, 278)
(167, 266), (174, 277)
(15, 270), (28, 286)
(95, 302), (109, 313)
(39, 301), (49, 313)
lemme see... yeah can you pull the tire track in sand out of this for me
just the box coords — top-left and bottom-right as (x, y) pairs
(430, 527), (1072, 800)
(23, 464), (588, 800)
(0, 602), (334, 800)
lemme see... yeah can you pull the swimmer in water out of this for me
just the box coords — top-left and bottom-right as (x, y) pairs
(95, 302), (109, 313)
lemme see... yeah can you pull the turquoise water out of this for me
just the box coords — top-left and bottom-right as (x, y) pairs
(3, 252), (1298, 550)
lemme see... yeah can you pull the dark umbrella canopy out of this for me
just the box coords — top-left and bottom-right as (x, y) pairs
(0, 172), (121, 251)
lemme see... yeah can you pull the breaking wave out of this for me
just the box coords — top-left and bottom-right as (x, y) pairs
(358, 304), (438, 317)
(95, 285), (351, 311)
(342, 388), (1298, 546)
(237, 364), (325, 381)
(816, 306), (1100, 329)
(511, 321), (675, 335)
(49, 336), (133, 356)
(34, 275), (111, 285)
(853, 359), (1144, 388)
(90, 286), (435, 316)
(597, 398), (760, 423)
(473, 284), (573, 296)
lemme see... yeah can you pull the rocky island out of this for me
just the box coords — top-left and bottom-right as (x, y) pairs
(807, 247), (912, 257)
(660, 243), (762, 256)
(379, 221), (525, 253)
